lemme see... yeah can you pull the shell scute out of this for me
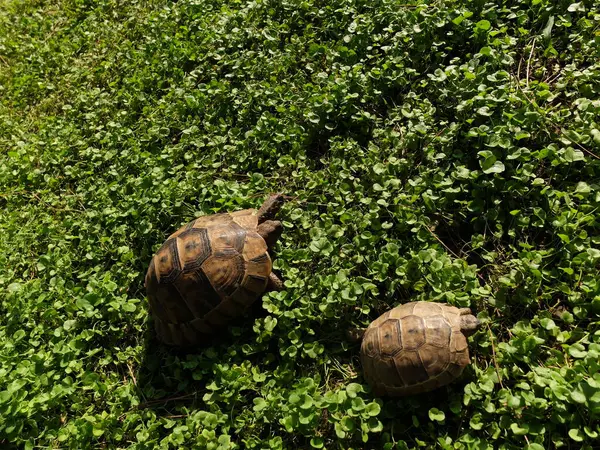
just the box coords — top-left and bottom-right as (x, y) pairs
(447, 362), (465, 378)
(231, 209), (259, 229)
(413, 301), (443, 316)
(400, 315), (426, 350)
(201, 249), (246, 296)
(387, 302), (415, 320)
(173, 271), (214, 317)
(176, 228), (211, 271)
(373, 357), (402, 388)
(167, 221), (194, 240)
(361, 328), (380, 358)
(207, 221), (246, 253)
(204, 306), (233, 327)
(378, 319), (403, 357)
(452, 330), (469, 352)
(150, 283), (190, 323)
(192, 212), (232, 229)
(243, 274), (268, 294)
(394, 351), (429, 386)
(418, 343), (450, 376)
(229, 285), (258, 307)
(242, 232), (269, 261)
(424, 315), (452, 348)
(153, 238), (182, 284)
(229, 208), (255, 217)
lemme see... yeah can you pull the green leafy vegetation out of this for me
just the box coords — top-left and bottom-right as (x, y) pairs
(1, 0), (599, 448)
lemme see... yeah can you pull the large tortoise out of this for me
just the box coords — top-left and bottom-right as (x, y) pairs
(145, 194), (285, 346)
(350, 301), (480, 396)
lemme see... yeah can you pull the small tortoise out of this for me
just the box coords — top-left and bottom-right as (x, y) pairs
(145, 194), (285, 346)
(350, 301), (480, 397)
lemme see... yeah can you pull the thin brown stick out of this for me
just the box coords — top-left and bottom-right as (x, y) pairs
(421, 127), (448, 152)
(547, 123), (600, 160)
(561, 132), (600, 160)
(543, 69), (562, 86)
(526, 38), (536, 88)
(425, 225), (460, 259)
(0, 190), (29, 197)
(31, 192), (79, 212)
(510, 74), (536, 106)
(127, 363), (137, 387)
(136, 392), (200, 410)
(487, 324), (504, 389)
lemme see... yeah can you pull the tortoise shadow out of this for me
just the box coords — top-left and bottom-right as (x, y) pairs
(134, 300), (278, 416)
(134, 317), (207, 415)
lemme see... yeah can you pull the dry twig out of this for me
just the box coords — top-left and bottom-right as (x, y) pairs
(526, 38), (536, 89)
(425, 225), (460, 259)
(127, 363), (138, 387)
(136, 392), (200, 410)
(488, 324), (504, 389)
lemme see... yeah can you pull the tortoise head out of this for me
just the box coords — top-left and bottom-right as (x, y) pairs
(257, 193), (285, 223)
(459, 308), (481, 337)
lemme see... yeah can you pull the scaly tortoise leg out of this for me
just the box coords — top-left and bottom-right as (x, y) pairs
(267, 272), (284, 291)
(257, 220), (283, 250)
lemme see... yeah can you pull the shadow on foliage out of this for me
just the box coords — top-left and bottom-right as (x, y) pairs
(134, 299), (276, 417)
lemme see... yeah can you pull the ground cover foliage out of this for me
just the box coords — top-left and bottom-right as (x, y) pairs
(1, 0), (599, 447)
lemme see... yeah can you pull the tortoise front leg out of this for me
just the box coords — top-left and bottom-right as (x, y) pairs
(257, 220), (283, 250)
(267, 272), (284, 291)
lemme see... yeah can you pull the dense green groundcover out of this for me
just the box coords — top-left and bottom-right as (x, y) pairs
(1, 0), (600, 448)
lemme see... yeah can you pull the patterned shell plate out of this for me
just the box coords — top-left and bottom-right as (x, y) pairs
(360, 302), (471, 396)
(145, 209), (272, 346)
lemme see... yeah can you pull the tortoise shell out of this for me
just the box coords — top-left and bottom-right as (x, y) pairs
(360, 301), (479, 396)
(145, 209), (272, 346)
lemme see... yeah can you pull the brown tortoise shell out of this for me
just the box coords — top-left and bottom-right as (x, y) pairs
(144, 209), (272, 346)
(360, 302), (474, 396)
